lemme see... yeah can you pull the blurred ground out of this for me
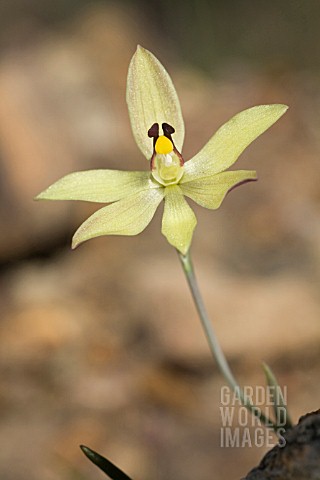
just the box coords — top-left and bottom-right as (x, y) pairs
(0, 2), (320, 480)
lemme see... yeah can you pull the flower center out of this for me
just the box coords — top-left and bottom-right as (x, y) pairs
(152, 152), (184, 186)
(148, 123), (184, 186)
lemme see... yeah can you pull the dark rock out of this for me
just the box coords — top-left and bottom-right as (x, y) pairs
(243, 410), (320, 480)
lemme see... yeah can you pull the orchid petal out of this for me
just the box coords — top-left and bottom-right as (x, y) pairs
(182, 104), (288, 181)
(72, 188), (164, 248)
(161, 185), (197, 255)
(126, 45), (184, 160)
(36, 170), (157, 203)
(181, 170), (257, 209)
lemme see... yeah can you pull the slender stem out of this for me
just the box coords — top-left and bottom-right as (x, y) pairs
(178, 250), (277, 431)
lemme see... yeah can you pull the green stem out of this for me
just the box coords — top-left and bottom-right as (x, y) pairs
(178, 250), (277, 431)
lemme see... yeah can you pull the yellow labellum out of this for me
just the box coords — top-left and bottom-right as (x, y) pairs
(155, 135), (174, 154)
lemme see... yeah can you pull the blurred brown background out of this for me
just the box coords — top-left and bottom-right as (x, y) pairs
(0, 1), (320, 479)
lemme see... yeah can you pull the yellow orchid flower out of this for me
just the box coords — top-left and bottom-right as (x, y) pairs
(36, 46), (287, 255)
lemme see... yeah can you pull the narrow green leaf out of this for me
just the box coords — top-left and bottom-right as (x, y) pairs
(80, 445), (133, 480)
(262, 362), (293, 430)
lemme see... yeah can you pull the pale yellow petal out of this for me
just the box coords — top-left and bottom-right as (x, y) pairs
(182, 104), (288, 181)
(180, 170), (257, 209)
(36, 170), (157, 203)
(72, 188), (164, 248)
(161, 185), (197, 255)
(126, 45), (184, 160)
